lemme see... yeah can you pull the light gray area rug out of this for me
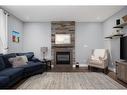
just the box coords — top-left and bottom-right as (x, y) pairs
(18, 72), (126, 89)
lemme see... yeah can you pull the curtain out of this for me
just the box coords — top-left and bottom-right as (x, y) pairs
(0, 9), (8, 54)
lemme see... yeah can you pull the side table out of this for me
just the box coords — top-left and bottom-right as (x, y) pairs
(43, 59), (52, 71)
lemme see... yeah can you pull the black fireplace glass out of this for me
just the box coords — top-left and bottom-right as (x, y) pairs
(56, 52), (70, 64)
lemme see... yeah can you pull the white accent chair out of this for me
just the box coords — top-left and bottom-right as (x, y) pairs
(88, 49), (108, 74)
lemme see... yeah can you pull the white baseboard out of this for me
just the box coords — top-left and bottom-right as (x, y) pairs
(79, 64), (88, 67)
(73, 64), (88, 68)
(53, 64), (115, 72)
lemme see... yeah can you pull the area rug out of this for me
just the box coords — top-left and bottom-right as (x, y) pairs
(18, 72), (126, 89)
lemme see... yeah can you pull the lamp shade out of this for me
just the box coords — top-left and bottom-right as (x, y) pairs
(40, 47), (48, 53)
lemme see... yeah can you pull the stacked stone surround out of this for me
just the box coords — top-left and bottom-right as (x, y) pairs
(51, 21), (75, 67)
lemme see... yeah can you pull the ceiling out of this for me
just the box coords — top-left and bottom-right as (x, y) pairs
(1, 6), (124, 22)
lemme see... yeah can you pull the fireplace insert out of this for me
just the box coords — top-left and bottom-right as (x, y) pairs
(56, 52), (70, 64)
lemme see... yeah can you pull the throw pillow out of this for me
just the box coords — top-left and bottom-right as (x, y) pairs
(9, 56), (27, 68)
(16, 55), (28, 63)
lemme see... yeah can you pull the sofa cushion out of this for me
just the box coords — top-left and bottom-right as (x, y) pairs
(0, 68), (23, 80)
(3, 53), (17, 68)
(16, 52), (34, 61)
(21, 61), (43, 73)
(0, 54), (5, 71)
(0, 76), (9, 87)
(93, 49), (106, 58)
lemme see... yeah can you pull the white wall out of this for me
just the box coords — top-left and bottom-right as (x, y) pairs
(8, 15), (24, 53)
(8, 8), (127, 69)
(0, 39), (2, 53)
(23, 23), (51, 60)
(75, 22), (104, 65)
(3, 7), (127, 70)
(103, 6), (127, 69)
(23, 22), (104, 64)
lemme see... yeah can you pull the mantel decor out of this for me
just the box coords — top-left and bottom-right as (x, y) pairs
(105, 15), (127, 39)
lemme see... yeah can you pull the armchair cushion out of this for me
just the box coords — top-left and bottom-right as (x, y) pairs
(93, 49), (106, 58)
(91, 55), (99, 60)
(91, 56), (105, 61)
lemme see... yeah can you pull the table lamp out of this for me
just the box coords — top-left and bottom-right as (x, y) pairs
(40, 47), (48, 60)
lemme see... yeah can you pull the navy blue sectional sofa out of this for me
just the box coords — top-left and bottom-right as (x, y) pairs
(0, 52), (46, 89)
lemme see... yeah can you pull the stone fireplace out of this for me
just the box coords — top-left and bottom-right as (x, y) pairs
(51, 21), (75, 67)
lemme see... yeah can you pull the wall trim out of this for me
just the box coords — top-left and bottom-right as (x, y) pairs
(79, 64), (88, 67)
(73, 64), (88, 68)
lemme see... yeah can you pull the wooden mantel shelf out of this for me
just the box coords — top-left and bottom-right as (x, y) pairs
(52, 44), (74, 48)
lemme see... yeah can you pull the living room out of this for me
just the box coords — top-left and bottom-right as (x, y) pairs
(0, 1), (127, 92)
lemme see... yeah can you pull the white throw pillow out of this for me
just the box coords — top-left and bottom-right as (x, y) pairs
(16, 56), (28, 63)
(9, 56), (28, 68)
(91, 55), (99, 60)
